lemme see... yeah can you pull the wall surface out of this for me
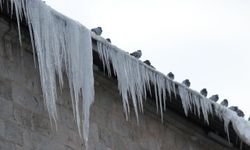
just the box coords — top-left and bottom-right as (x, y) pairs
(0, 17), (235, 150)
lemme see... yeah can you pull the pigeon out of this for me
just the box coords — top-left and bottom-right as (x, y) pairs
(130, 50), (142, 59)
(106, 38), (111, 43)
(91, 27), (102, 36)
(182, 79), (191, 87)
(229, 106), (238, 112)
(236, 109), (245, 117)
(209, 94), (219, 102)
(143, 60), (155, 69)
(167, 72), (174, 80)
(220, 99), (228, 107)
(200, 88), (208, 97)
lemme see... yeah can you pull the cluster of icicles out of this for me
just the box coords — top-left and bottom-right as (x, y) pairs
(1, 0), (250, 148)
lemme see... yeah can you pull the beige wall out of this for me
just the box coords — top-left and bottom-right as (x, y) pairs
(0, 17), (234, 150)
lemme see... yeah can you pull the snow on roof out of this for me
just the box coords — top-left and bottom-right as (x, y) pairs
(1, 0), (250, 148)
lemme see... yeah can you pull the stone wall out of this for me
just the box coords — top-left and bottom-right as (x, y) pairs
(0, 17), (236, 150)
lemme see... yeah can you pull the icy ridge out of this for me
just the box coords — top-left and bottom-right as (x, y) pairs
(92, 34), (250, 146)
(1, 0), (94, 146)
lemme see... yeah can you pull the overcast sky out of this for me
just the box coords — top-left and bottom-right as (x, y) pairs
(45, 0), (250, 118)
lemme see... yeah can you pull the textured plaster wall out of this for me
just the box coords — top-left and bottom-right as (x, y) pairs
(0, 17), (234, 150)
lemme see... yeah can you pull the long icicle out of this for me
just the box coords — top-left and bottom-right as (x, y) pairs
(5, 0), (94, 147)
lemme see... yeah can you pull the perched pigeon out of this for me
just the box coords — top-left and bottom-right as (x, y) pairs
(143, 60), (155, 69)
(209, 94), (219, 102)
(130, 50), (142, 59)
(182, 79), (191, 87)
(91, 27), (102, 36)
(106, 38), (111, 43)
(237, 109), (245, 117)
(229, 106), (238, 112)
(167, 72), (174, 80)
(200, 88), (208, 97)
(220, 99), (228, 107)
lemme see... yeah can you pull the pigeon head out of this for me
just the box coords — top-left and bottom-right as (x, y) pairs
(106, 38), (111, 43)
(200, 88), (208, 97)
(143, 60), (151, 65)
(167, 72), (174, 80)
(91, 27), (103, 36)
(182, 79), (191, 87)
(209, 94), (219, 102)
(237, 109), (245, 117)
(97, 26), (102, 31)
(220, 99), (228, 107)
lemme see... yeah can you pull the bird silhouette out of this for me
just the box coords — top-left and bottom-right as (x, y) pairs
(236, 109), (245, 117)
(182, 79), (191, 87)
(130, 50), (142, 59)
(106, 38), (111, 43)
(200, 88), (208, 97)
(220, 99), (228, 107)
(143, 60), (155, 69)
(209, 94), (219, 102)
(167, 72), (174, 80)
(91, 27), (102, 36)
(229, 106), (238, 112)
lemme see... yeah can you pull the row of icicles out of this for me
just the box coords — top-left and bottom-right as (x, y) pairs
(91, 26), (250, 122)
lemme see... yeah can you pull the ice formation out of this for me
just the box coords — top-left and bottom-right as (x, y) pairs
(92, 34), (250, 146)
(1, 0), (94, 146)
(1, 0), (250, 148)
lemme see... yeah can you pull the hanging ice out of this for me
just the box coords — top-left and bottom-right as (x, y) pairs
(1, 0), (250, 148)
(93, 34), (250, 146)
(1, 0), (94, 146)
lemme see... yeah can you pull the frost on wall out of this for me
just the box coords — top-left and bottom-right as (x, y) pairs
(0, 0), (94, 146)
(93, 34), (250, 146)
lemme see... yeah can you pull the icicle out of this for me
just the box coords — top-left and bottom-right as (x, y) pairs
(94, 34), (175, 123)
(2, 0), (250, 147)
(6, 0), (94, 147)
(93, 34), (250, 146)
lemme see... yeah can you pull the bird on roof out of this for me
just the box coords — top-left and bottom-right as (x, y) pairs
(220, 99), (228, 107)
(236, 109), (245, 117)
(143, 60), (155, 69)
(106, 38), (111, 43)
(91, 27), (102, 36)
(200, 88), (208, 97)
(130, 50), (142, 59)
(229, 106), (238, 112)
(167, 72), (174, 80)
(209, 94), (219, 102)
(182, 79), (191, 87)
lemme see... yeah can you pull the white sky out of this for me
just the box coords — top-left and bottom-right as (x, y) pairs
(46, 0), (250, 118)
